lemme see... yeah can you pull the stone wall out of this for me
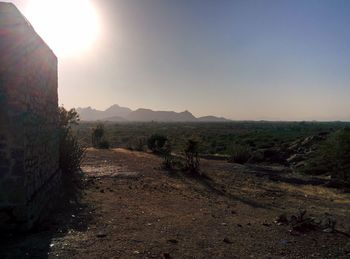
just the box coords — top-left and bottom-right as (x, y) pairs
(0, 2), (60, 230)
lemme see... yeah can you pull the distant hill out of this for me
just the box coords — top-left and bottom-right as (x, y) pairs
(76, 105), (230, 122)
(103, 104), (132, 118)
(76, 104), (132, 121)
(126, 109), (197, 122)
(76, 107), (105, 121)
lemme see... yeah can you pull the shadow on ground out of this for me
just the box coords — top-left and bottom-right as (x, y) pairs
(0, 179), (92, 259)
(176, 170), (270, 209)
(246, 164), (328, 186)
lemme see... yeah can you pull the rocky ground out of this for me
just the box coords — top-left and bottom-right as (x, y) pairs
(1, 148), (350, 258)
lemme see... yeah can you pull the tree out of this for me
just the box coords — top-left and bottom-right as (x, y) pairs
(184, 139), (200, 174)
(147, 134), (168, 154)
(91, 123), (105, 148)
(162, 140), (173, 169)
(59, 107), (79, 128)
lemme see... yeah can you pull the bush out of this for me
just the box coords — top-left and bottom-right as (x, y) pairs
(161, 140), (173, 169)
(92, 123), (110, 149)
(147, 134), (168, 154)
(98, 139), (110, 149)
(184, 139), (200, 174)
(227, 144), (251, 164)
(304, 128), (350, 185)
(59, 129), (85, 175)
(136, 138), (146, 151)
(58, 107), (85, 176)
(128, 137), (147, 151)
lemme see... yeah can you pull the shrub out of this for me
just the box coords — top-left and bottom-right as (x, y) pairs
(147, 134), (168, 154)
(98, 139), (110, 149)
(162, 140), (173, 169)
(134, 137), (147, 151)
(92, 123), (104, 147)
(184, 139), (200, 174)
(227, 144), (251, 164)
(58, 107), (85, 176)
(304, 128), (350, 185)
(92, 123), (110, 149)
(58, 106), (80, 127)
(59, 129), (85, 175)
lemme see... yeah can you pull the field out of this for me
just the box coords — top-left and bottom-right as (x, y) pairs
(77, 121), (350, 155)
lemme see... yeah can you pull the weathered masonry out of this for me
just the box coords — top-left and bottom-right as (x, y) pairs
(0, 3), (60, 229)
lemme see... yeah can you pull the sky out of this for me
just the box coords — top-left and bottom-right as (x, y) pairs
(8, 0), (350, 120)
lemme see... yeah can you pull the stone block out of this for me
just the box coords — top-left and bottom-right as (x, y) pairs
(0, 2), (60, 230)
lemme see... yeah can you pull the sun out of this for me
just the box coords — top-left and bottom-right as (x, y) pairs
(25, 0), (100, 58)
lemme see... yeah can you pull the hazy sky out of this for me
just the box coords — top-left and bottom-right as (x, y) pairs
(9, 0), (350, 120)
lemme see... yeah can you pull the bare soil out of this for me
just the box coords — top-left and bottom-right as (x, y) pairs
(1, 148), (350, 258)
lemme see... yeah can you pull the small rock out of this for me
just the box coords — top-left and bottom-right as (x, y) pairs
(96, 231), (107, 238)
(162, 253), (172, 259)
(100, 189), (105, 193)
(275, 213), (288, 225)
(323, 228), (333, 233)
(223, 237), (233, 244)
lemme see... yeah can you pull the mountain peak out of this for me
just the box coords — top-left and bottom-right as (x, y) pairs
(106, 104), (120, 109)
(181, 110), (192, 114)
(76, 105), (229, 122)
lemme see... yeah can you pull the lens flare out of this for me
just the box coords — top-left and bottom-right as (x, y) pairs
(25, 0), (100, 58)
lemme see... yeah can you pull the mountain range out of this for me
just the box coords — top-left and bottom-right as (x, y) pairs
(76, 105), (230, 122)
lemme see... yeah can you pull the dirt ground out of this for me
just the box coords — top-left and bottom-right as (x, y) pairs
(1, 148), (350, 258)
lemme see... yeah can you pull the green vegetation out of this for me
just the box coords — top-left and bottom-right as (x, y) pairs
(161, 140), (173, 170)
(75, 121), (350, 185)
(184, 139), (200, 174)
(227, 144), (251, 164)
(92, 123), (110, 149)
(76, 121), (350, 155)
(147, 134), (168, 154)
(58, 107), (85, 176)
(304, 128), (350, 185)
(147, 134), (174, 169)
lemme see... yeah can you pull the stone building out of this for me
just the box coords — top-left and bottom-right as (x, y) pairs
(0, 2), (60, 229)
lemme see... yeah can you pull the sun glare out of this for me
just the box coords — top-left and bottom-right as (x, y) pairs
(25, 0), (100, 58)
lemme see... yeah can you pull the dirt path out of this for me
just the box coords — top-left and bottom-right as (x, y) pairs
(1, 148), (350, 258)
